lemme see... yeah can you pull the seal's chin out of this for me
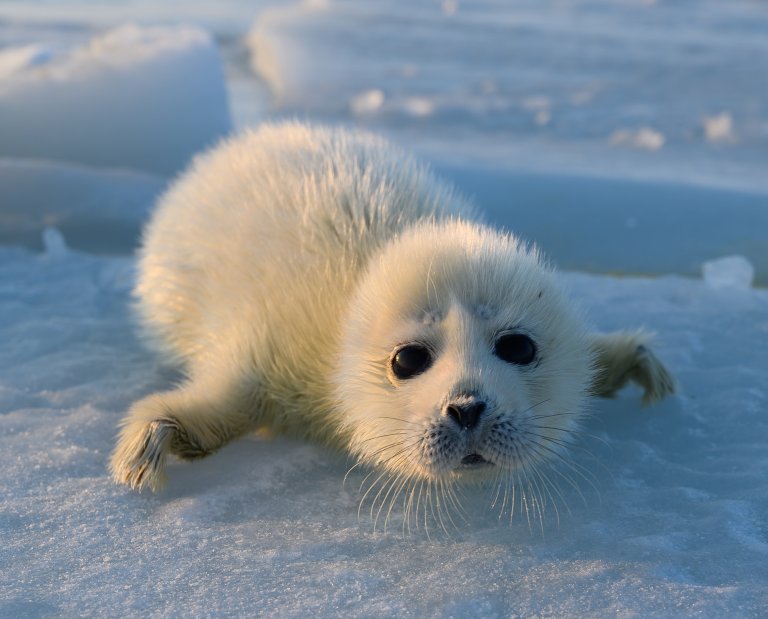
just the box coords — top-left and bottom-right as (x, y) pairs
(458, 453), (493, 469)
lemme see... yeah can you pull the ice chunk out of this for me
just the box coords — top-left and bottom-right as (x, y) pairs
(0, 44), (55, 79)
(0, 158), (164, 254)
(42, 227), (69, 259)
(442, 0), (459, 16)
(401, 96), (434, 118)
(350, 89), (385, 115)
(609, 127), (666, 151)
(0, 24), (231, 176)
(703, 112), (736, 144)
(702, 255), (754, 289)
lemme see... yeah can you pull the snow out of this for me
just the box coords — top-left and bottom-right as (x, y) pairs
(0, 24), (231, 175)
(2, 238), (767, 617)
(1, 0), (767, 616)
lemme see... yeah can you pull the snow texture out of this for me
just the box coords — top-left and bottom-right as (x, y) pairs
(1, 0), (767, 616)
(2, 237), (767, 617)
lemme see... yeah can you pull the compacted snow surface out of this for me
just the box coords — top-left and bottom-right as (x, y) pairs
(2, 242), (767, 617)
(1, 1), (767, 617)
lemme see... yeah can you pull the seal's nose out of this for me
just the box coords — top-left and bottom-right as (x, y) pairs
(445, 400), (486, 430)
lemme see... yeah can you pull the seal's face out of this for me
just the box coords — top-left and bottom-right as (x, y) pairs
(385, 319), (548, 478)
(336, 221), (593, 485)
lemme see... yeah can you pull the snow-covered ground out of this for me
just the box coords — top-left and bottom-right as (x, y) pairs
(3, 239), (766, 617)
(1, 1), (767, 616)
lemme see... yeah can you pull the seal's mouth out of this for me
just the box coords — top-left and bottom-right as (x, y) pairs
(459, 453), (492, 468)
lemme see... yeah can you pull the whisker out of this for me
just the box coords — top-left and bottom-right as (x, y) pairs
(498, 467), (512, 520)
(528, 411), (579, 421)
(358, 469), (392, 522)
(534, 457), (572, 520)
(524, 429), (603, 470)
(357, 468), (378, 494)
(527, 441), (598, 505)
(521, 459), (546, 536)
(375, 416), (424, 427)
(522, 398), (552, 414)
(356, 431), (411, 445)
(376, 472), (409, 533)
(508, 474), (517, 525)
(386, 473), (414, 532)
(417, 480), (429, 540)
(439, 478), (465, 532)
(370, 474), (400, 531)
(368, 436), (422, 462)
(488, 464), (505, 512)
(518, 470), (532, 533)
(526, 425), (599, 447)
(434, 480), (456, 536)
(401, 476), (419, 537)
(531, 462), (560, 530)
(343, 460), (365, 487)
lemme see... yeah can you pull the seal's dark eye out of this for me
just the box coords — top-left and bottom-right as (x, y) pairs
(494, 333), (537, 365)
(391, 345), (432, 379)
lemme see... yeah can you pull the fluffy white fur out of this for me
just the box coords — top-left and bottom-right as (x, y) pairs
(110, 122), (675, 505)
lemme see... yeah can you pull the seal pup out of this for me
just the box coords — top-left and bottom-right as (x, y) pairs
(110, 123), (675, 514)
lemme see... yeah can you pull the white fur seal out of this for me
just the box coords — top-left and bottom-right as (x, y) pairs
(111, 122), (674, 518)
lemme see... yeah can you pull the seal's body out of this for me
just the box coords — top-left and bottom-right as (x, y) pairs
(110, 123), (674, 499)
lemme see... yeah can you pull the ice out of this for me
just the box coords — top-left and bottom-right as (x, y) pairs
(349, 89), (438, 120)
(609, 127), (666, 152)
(0, 158), (165, 254)
(245, 0), (768, 192)
(703, 112), (736, 144)
(42, 227), (69, 258)
(702, 255), (755, 290)
(441, 0), (459, 17)
(400, 96), (434, 119)
(0, 43), (53, 78)
(0, 24), (231, 175)
(349, 89), (385, 116)
(437, 165), (768, 286)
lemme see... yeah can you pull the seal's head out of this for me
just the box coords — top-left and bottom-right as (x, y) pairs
(335, 221), (593, 484)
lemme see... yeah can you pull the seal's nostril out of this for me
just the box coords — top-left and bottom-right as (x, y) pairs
(446, 401), (486, 430)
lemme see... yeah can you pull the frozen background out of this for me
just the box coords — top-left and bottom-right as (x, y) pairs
(1, 0), (767, 616)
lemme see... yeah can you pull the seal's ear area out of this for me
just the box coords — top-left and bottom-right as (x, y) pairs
(589, 330), (676, 406)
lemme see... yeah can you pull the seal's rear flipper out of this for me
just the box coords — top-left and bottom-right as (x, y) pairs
(589, 330), (676, 406)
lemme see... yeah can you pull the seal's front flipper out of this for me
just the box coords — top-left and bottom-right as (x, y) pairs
(589, 330), (676, 406)
(110, 377), (258, 491)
